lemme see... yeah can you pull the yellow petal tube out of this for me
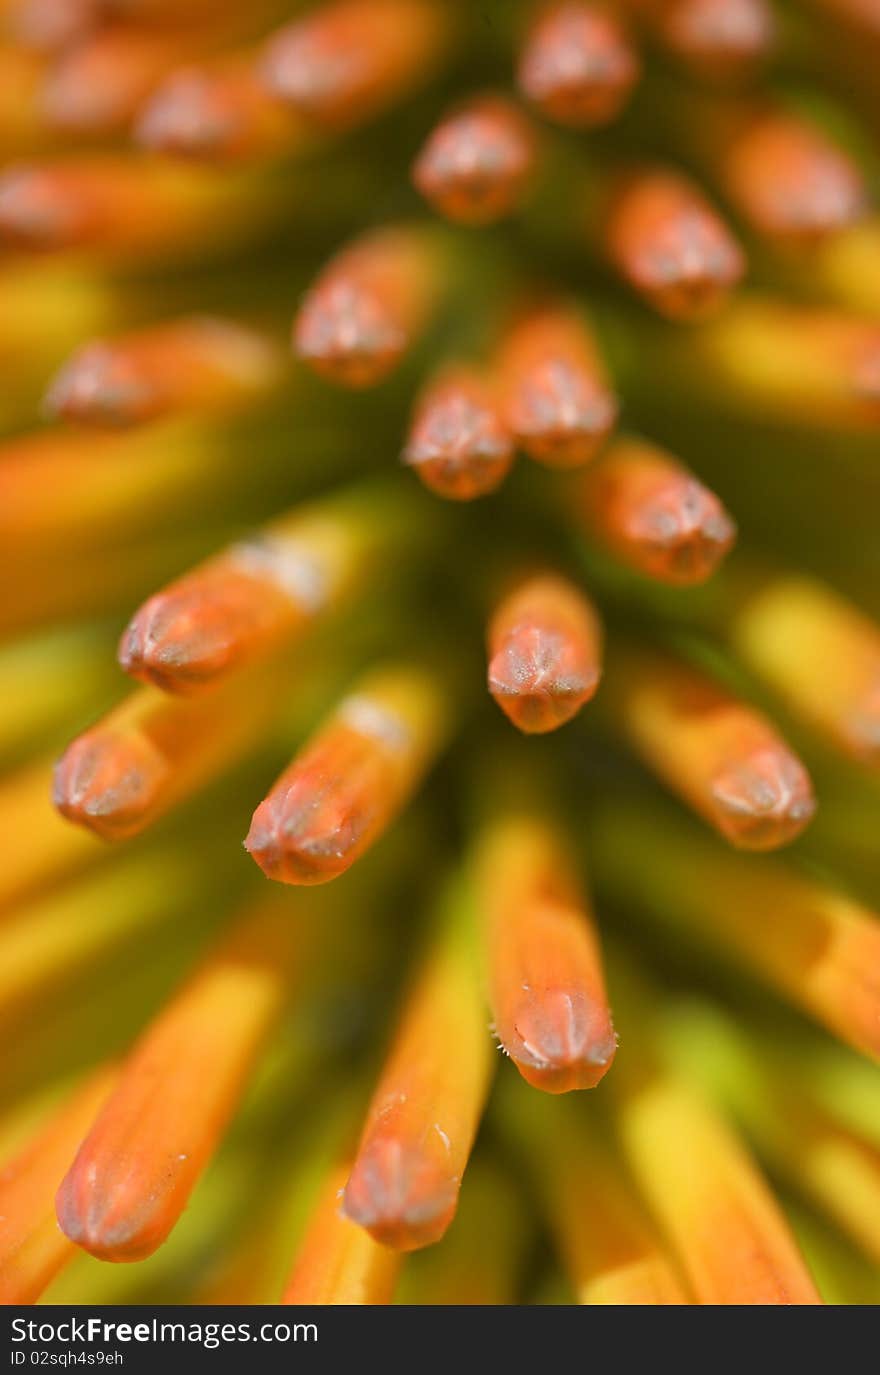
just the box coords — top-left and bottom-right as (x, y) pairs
(500, 1082), (689, 1304)
(590, 799), (880, 1062)
(616, 1072), (822, 1305)
(56, 898), (303, 1262)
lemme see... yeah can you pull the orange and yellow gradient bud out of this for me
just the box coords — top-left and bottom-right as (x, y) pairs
(496, 304), (617, 468)
(56, 900), (299, 1262)
(606, 647), (816, 849)
(722, 110), (866, 245)
(137, 57), (298, 163)
(603, 168), (745, 319)
(574, 436), (737, 584)
(119, 493), (383, 692)
(246, 664), (447, 885)
(0, 155), (258, 259)
(518, 2), (640, 128)
(647, 0), (775, 79)
(403, 365), (514, 501)
(45, 316), (283, 428)
(474, 809), (616, 1091)
(294, 226), (445, 387)
(261, 0), (449, 133)
(487, 573), (602, 734)
(40, 27), (189, 136)
(413, 95), (537, 227)
(342, 891), (492, 1250)
(53, 669), (281, 841)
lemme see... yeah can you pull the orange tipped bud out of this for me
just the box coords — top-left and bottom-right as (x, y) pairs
(403, 366), (514, 501)
(653, 0), (775, 78)
(119, 554), (311, 692)
(487, 573), (602, 734)
(119, 497), (374, 692)
(518, 2), (640, 128)
(10, 0), (98, 52)
(246, 664), (447, 885)
(282, 1164), (402, 1303)
(45, 316), (282, 428)
(56, 902), (296, 1262)
(0, 1067), (117, 1303)
(294, 226), (442, 387)
(261, 0), (447, 131)
(608, 648), (816, 850)
(0, 156), (249, 259)
(476, 811), (615, 1092)
(342, 898), (492, 1250)
(0, 162), (103, 252)
(413, 95), (537, 226)
(496, 304), (617, 467)
(733, 576), (880, 768)
(53, 668), (280, 841)
(53, 712), (168, 843)
(723, 112), (866, 244)
(603, 168), (745, 319)
(137, 62), (295, 163)
(575, 436), (737, 584)
(41, 28), (179, 134)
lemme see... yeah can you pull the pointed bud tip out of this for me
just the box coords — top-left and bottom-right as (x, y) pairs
(518, 3), (640, 128)
(404, 380), (513, 499)
(45, 344), (159, 427)
(56, 1158), (178, 1262)
(245, 786), (360, 886)
(260, 22), (357, 120)
(412, 99), (535, 225)
(53, 730), (166, 841)
(712, 747), (817, 849)
(731, 117), (865, 241)
(0, 165), (90, 250)
(488, 626), (600, 734)
(342, 1136), (458, 1251)
(136, 72), (241, 160)
(627, 212), (745, 320)
(509, 361), (617, 467)
(505, 989), (617, 1092)
(294, 284), (406, 387)
(631, 479), (737, 584)
(12, 0), (95, 52)
(663, 0), (774, 71)
(118, 587), (249, 693)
